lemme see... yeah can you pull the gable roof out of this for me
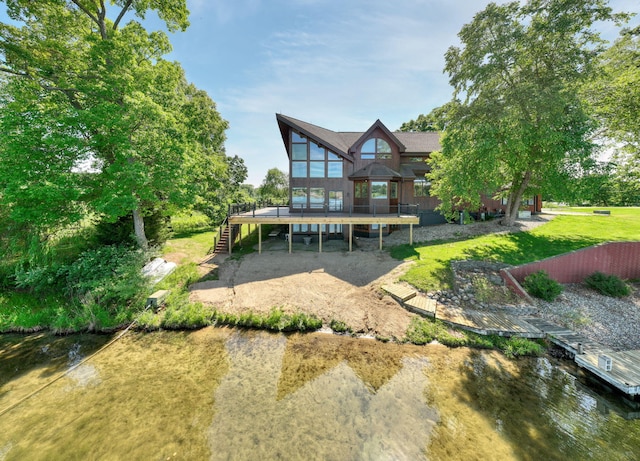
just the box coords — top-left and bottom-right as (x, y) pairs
(350, 119), (406, 154)
(276, 114), (441, 157)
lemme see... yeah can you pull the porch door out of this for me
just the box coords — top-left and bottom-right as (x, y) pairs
(354, 180), (369, 214)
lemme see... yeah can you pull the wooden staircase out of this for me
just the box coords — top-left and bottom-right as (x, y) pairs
(214, 226), (231, 254)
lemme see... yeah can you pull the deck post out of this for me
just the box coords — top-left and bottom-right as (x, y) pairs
(379, 225), (383, 250)
(258, 224), (262, 254)
(319, 226), (322, 253)
(288, 223), (292, 254)
(349, 223), (353, 252)
(228, 221), (232, 254)
(409, 223), (414, 245)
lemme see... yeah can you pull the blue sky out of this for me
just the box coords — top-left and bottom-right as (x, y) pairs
(160, 0), (638, 186)
(3, 1), (639, 186)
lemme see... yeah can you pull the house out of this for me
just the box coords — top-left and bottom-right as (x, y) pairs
(276, 114), (509, 238)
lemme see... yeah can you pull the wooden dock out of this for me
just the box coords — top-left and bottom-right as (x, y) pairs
(436, 307), (545, 338)
(523, 317), (640, 396)
(382, 283), (640, 398)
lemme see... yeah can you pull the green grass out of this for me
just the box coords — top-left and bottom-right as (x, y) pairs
(392, 212), (640, 293)
(404, 317), (546, 358)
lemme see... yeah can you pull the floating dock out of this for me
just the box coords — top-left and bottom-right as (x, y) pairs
(382, 283), (640, 397)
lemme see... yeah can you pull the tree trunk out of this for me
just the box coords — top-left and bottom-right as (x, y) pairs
(132, 206), (148, 250)
(501, 171), (531, 226)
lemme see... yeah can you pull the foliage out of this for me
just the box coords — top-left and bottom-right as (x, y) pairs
(14, 244), (149, 312)
(404, 317), (546, 357)
(399, 102), (459, 132)
(329, 319), (352, 334)
(523, 271), (563, 302)
(430, 0), (628, 225)
(394, 211), (640, 292)
(213, 308), (323, 332)
(170, 211), (213, 235)
(161, 297), (212, 330)
(0, 1), (233, 249)
(258, 168), (289, 204)
(584, 271), (631, 297)
(586, 25), (640, 201)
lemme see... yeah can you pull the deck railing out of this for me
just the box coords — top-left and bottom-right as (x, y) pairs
(227, 202), (420, 218)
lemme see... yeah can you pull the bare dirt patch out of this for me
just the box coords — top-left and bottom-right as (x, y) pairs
(187, 217), (553, 340)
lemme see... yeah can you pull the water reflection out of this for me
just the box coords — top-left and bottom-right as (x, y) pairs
(208, 331), (436, 460)
(0, 329), (639, 461)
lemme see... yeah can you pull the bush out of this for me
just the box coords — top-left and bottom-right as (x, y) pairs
(523, 270), (563, 301)
(212, 308), (322, 332)
(330, 319), (351, 334)
(584, 272), (631, 298)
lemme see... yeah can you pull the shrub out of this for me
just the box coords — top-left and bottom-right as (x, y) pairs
(523, 270), (563, 301)
(212, 308), (322, 332)
(329, 319), (351, 333)
(584, 271), (631, 298)
(65, 245), (150, 311)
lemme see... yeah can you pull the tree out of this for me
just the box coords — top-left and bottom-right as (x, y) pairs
(0, 1), (229, 249)
(258, 168), (288, 204)
(399, 101), (459, 132)
(586, 25), (640, 205)
(429, 0), (628, 225)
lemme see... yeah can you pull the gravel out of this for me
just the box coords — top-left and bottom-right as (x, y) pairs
(374, 215), (640, 351)
(536, 284), (640, 351)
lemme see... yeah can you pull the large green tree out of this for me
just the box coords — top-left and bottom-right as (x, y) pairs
(399, 102), (459, 133)
(0, 0), (229, 249)
(586, 25), (640, 205)
(429, 0), (628, 225)
(258, 168), (288, 205)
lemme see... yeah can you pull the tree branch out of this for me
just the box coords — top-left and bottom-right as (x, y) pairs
(113, 0), (134, 31)
(70, 0), (101, 31)
(0, 66), (29, 77)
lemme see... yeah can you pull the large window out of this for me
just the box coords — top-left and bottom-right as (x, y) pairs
(414, 179), (430, 197)
(329, 190), (343, 211)
(290, 132), (343, 178)
(292, 187), (325, 209)
(292, 187), (307, 207)
(309, 188), (325, 208)
(371, 181), (388, 199)
(292, 132), (308, 178)
(361, 138), (392, 160)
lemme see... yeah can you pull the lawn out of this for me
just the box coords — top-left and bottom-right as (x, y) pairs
(391, 209), (640, 293)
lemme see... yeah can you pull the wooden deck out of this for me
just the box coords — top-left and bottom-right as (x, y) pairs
(382, 283), (640, 397)
(404, 296), (437, 318)
(575, 351), (640, 396)
(524, 317), (640, 396)
(381, 284), (416, 302)
(436, 307), (545, 338)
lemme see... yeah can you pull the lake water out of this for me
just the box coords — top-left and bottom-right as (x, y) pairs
(1, 328), (639, 460)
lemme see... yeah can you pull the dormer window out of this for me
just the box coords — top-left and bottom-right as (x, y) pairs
(361, 138), (392, 160)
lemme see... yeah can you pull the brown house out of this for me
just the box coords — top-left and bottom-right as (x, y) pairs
(277, 114), (509, 237)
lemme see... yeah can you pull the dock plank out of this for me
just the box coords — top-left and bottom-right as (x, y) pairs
(404, 296), (436, 318)
(436, 307), (544, 338)
(576, 350), (640, 395)
(381, 284), (416, 302)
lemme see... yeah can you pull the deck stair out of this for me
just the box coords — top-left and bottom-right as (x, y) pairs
(381, 284), (417, 302)
(214, 226), (231, 254)
(404, 295), (437, 318)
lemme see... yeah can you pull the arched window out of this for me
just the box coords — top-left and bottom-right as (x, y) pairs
(361, 138), (392, 159)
